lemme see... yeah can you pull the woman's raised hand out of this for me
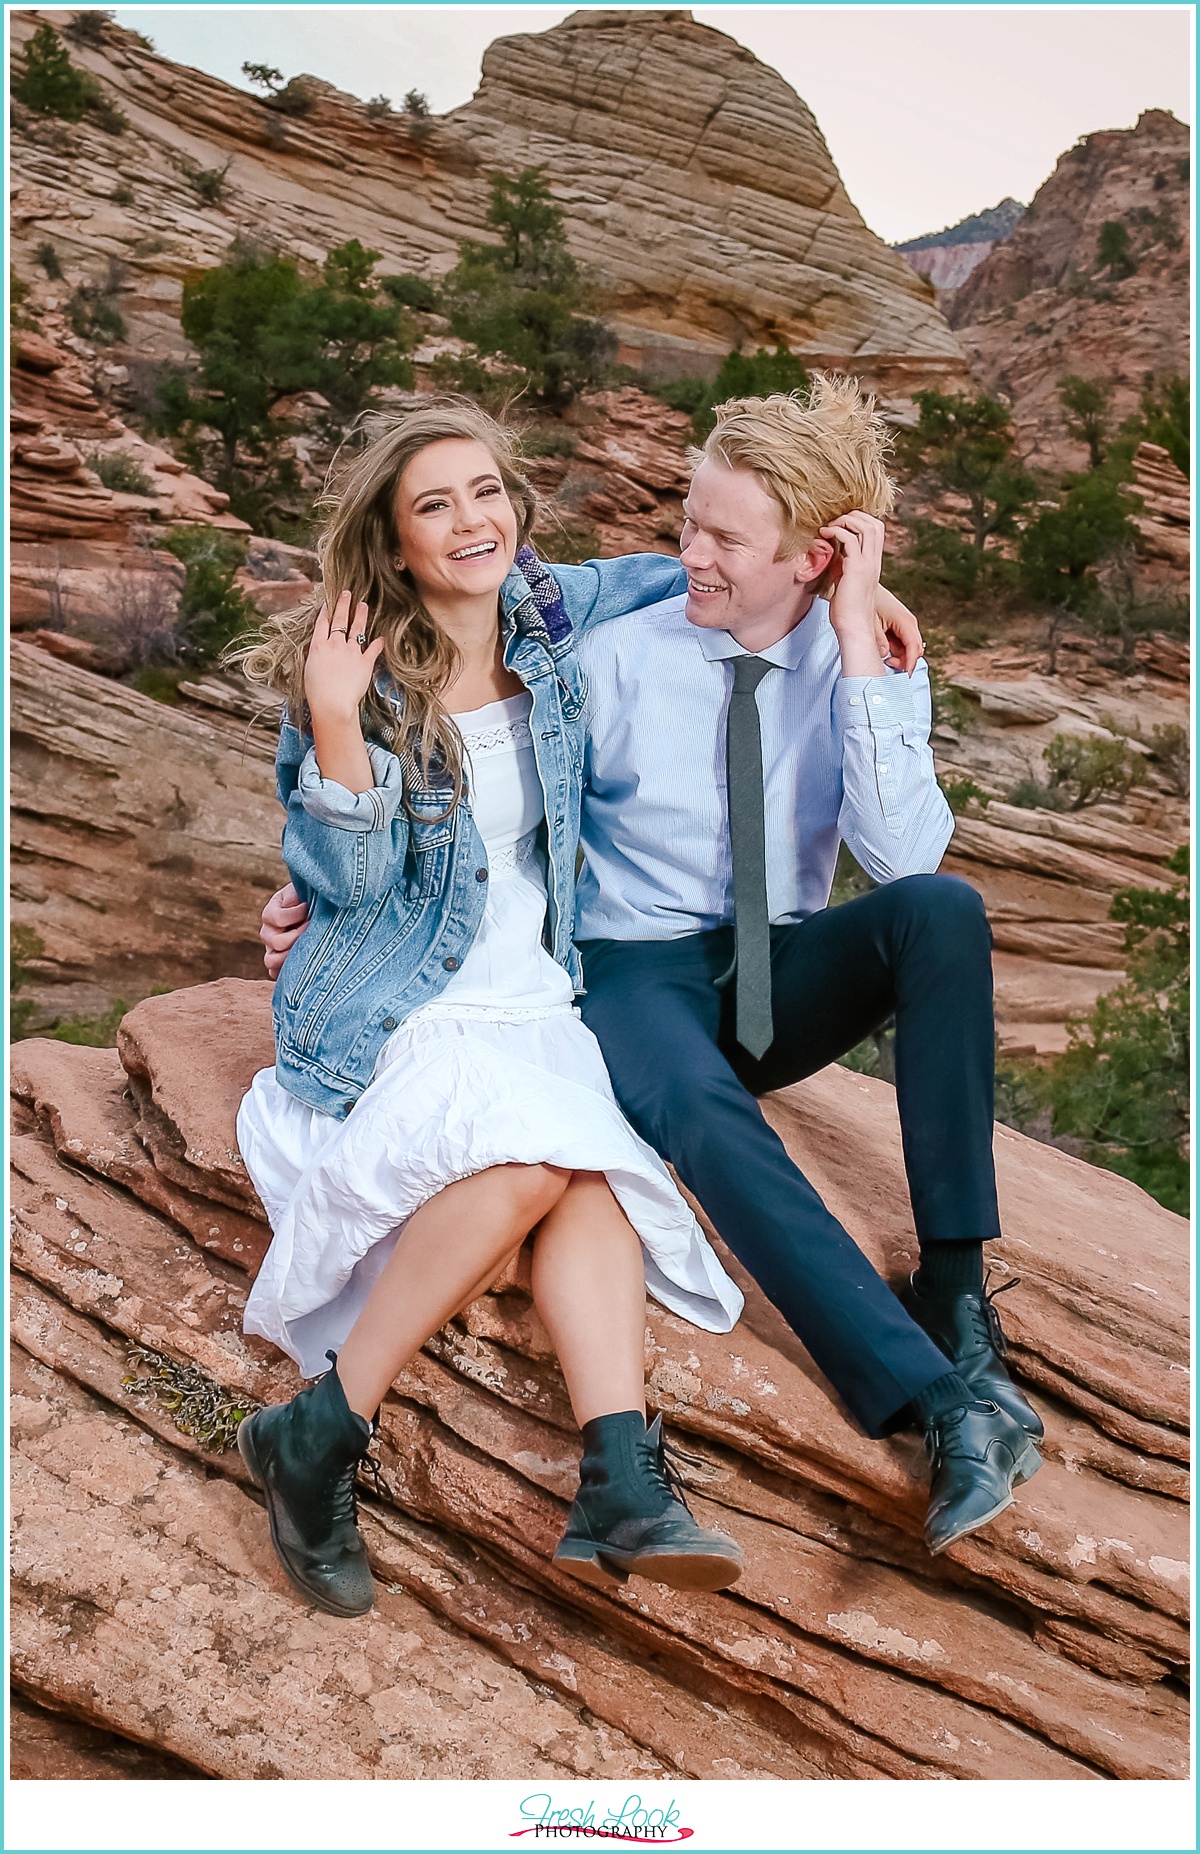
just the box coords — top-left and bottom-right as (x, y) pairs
(304, 591), (385, 723)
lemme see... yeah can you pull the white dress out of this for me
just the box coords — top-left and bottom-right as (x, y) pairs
(238, 692), (743, 1377)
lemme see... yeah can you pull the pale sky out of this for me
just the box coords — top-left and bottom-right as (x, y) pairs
(110, 4), (1194, 244)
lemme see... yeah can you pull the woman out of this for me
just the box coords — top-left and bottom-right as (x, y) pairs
(234, 399), (747, 1619)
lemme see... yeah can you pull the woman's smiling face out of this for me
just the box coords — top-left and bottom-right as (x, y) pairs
(393, 437), (520, 604)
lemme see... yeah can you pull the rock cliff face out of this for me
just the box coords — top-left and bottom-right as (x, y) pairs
(9, 315), (246, 653)
(9, 983), (1190, 1781)
(950, 111), (1190, 473)
(9, 7), (965, 392)
(9, 642), (285, 1031)
(895, 199), (1026, 302)
(929, 656), (1188, 1055)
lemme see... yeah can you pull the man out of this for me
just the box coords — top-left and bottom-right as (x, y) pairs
(261, 376), (1042, 1554)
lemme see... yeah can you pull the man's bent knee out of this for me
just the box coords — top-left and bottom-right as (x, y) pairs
(888, 873), (990, 940)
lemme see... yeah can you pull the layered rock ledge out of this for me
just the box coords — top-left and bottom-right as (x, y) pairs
(10, 982), (1189, 1780)
(10, 7), (965, 390)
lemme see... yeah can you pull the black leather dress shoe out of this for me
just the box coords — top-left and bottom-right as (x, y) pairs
(924, 1398), (1041, 1555)
(901, 1271), (1044, 1443)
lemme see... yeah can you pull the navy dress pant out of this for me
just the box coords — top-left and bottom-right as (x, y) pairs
(578, 874), (1001, 1437)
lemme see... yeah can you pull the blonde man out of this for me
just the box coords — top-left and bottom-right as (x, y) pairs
(263, 376), (1043, 1556)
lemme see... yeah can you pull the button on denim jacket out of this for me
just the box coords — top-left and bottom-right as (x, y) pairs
(273, 547), (685, 1117)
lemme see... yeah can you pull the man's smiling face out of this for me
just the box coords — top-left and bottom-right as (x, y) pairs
(679, 457), (827, 646)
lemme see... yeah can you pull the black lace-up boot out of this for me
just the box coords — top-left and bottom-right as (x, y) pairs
(901, 1270), (1044, 1442)
(553, 1411), (744, 1591)
(238, 1350), (376, 1617)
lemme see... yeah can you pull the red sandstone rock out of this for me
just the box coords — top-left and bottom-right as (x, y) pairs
(9, 645), (285, 1024)
(951, 111), (1190, 484)
(6, 982), (1190, 1779)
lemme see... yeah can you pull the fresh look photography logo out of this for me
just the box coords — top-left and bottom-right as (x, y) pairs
(511, 1792), (694, 1843)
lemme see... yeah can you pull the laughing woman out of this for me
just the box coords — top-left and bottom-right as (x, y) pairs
(233, 400), (745, 1617)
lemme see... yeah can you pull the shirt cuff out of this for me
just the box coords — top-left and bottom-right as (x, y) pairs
(834, 673), (917, 732)
(298, 742), (404, 831)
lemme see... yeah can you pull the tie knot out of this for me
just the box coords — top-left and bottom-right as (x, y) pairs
(731, 654), (775, 694)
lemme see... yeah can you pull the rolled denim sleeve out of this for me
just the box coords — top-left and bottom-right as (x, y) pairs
(833, 662), (954, 882)
(297, 742), (405, 831)
(277, 727), (411, 910)
(551, 555), (687, 635)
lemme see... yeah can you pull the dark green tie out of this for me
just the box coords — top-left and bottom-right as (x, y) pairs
(726, 653), (777, 1059)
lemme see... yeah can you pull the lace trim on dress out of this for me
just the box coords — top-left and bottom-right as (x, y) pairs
(487, 829), (541, 880)
(460, 715), (534, 756)
(404, 1000), (576, 1026)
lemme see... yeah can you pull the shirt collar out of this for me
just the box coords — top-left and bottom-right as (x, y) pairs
(693, 599), (830, 670)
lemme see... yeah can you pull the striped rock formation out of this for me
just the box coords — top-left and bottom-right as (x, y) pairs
(9, 8), (966, 394)
(9, 981), (1189, 1781)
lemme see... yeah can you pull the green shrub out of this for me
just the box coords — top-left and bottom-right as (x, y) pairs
(521, 423), (577, 458)
(441, 169), (615, 409)
(654, 344), (811, 440)
(403, 88), (430, 117)
(35, 240), (62, 279)
(65, 10), (113, 46)
(10, 925), (45, 1042)
(939, 777), (990, 814)
(132, 665), (187, 704)
(380, 271), (438, 312)
(110, 180), (134, 206)
(189, 161), (232, 205)
(1006, 776), (1067, 812)
(1037, 849), (1188, 1212)
(1042, 732), (1143, 810)
(1018, 469), (1140, 613)
(897, 389), (1037, 555)
(653, 375), (713, 419)
(271, 77), (316, 117)
(1097, 219), (1136, 278)
(1058, 374), (1112, 468)
(15, 23), (129, 132)
(87, 450), (156, 495)
(365, 95), (392, 120)
(1145, 721), (1189, 797)
(906, 519), (988, 600)
(159, 525), (258, 665)
(953, 618), (992, 649)
(1137, 376), (1189, 477)
(69, 279), (127, 344)
(50, 999), (129, 1047)
(14, 22), (91, 118)
(160, 237), (414, 510)
(242, 60), (283, 92)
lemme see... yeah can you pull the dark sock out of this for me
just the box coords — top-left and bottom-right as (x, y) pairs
(915, 1240), (985, 1299)
(909, 1370), (975, 1428)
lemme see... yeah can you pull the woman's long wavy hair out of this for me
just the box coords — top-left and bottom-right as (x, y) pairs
(236, 397), (541, 807)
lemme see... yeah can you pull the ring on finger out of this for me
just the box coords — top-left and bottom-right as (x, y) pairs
(355, 633), (367, 645)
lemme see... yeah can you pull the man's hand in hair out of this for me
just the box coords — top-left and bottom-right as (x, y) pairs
(261, 882), (310, 980)
(821, 512), (915, 678)
(874, 584), (924, 675)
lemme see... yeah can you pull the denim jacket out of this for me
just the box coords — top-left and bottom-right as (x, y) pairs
(273, 546), (686, 1117)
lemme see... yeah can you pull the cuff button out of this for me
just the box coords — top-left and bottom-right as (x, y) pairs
(443, 955), (461, 971)
(382, 1016), (397, 1030)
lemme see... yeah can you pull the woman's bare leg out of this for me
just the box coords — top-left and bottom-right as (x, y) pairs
(531, 1172), (648, 1426)
(336, 1162), (570, 1418)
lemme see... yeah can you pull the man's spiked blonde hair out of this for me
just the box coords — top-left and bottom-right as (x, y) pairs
(692, 372), (896, 584)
